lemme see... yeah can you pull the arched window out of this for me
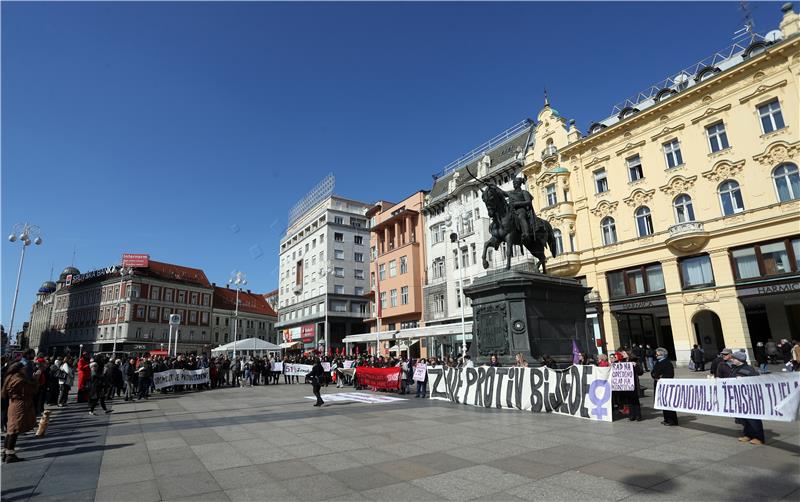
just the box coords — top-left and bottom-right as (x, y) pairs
(773, 163), (800, 202)
(635, 206), (654, 237)
(718, 180), (745, 216)
(553, 229), (564, 255)
(673, 194), (695, 223)
(601, 217), (617, 245)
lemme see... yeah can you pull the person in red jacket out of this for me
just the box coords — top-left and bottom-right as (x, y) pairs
(76, 353), (91, 403)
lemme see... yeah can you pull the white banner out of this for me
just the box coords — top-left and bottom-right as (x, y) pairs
(283, 363), (312, 377)
(343, 360), (356, 369)
(654, 373), (800, 422)
(322, 362), (331, 372)
(413, 364), (427, 382)
(304, 392), (405, 404)
(611, 362), (635, 391)
(428, 365), (614, 422)
(271, 362), (283, 372)
(153, 368), (209, 390)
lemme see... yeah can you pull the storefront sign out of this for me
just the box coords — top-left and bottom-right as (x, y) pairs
(122, 253), (150, 268)
(609, 297), (667, 312)
(737, 280), (800, 298)
(654, 373), (800, 422)
(69, 266), (120, 286)
(427, 365), (614, 422)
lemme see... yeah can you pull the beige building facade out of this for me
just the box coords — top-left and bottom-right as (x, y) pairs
(522, 4), (800, 364)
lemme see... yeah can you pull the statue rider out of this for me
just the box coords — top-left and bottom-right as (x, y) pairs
(503, 174), (536, 239)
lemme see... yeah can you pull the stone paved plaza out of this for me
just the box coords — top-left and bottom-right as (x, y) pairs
(3, 368), (799, 502)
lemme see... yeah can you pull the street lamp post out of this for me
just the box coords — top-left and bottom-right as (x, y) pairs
(229, 271), (247, 359)
(113, 267), (134, 357)
(7, 223), (43, 348)
(450, 231), (468, 360)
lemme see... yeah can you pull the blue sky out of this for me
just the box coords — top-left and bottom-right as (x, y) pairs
(1, 1), (785, 332)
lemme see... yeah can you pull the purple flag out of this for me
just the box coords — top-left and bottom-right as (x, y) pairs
(572, 339), (581, 365)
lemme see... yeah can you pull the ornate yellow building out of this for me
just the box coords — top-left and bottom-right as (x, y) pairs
(522, 4), (800, 363)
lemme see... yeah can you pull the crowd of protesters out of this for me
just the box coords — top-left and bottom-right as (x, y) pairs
(2, 339), (798, 462)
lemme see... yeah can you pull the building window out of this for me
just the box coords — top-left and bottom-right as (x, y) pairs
(190, 292), (199, 305)
(432, 259), (445, 279)
(189, 311), (197, 323)
(334, 267), (344, 278)
(594, 169), (609, 193)
(334, 249), (344, 260)
(399, 256), (408, 274)
(389, 260), (397, 277)
(635, 206), (654, 237)
(334, 232), (343, 242)
(177, 291), (185, 303)
(334, 216), (344, 225)
(663, 139), (683, 168)
(434, 294), (445, 313)
(136, 305), (145, 319)
(706, 122), (729, 152)
(673, 194), (695, 223)
(680, 255), (715, 289)
(354, 252), (364, 262)
(545, 184), (557, 206)
(380, 292), (387, 310)
(773, 163), (800, 202)
(718, 180), (745, 216)
(431, 224), (446, 244)
(627, 155), (644, 181)
(401, 286), (409, 305)
(601, 217), (617, 245)
(607, 263), (666, 299)
(354, 269), (364, 280)
(163, 308), (172, 321)
(379, 264), (386, 280)
(354, 235), (363, 245)
(553, 229), (564, 255)
(355, 286), (364, 296)
(471, 244), (477, 265)
(731, 238), (800, 280)
(390, 289), (397, 307)
(758, 99), (785, 134)
(334, 285), (344, 294)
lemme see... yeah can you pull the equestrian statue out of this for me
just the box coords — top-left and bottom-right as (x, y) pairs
(466, 166), (558, 273)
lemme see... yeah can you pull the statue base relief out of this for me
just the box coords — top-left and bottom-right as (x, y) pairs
(464, 269), (592, 367)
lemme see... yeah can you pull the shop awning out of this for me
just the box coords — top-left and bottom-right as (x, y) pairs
(279, 341), (301, 349)
(394, 322), (473, 339)
(342, 330), (398, 343)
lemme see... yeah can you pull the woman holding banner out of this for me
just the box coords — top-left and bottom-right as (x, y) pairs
(651, 348), (678, 426)
(729, 351), (765, 445)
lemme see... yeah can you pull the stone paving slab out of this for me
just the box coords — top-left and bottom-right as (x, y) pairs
(2, 366), (799, 501)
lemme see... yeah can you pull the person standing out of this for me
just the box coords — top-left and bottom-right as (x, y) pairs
(754, 342), (769, 374)
(625, 355), (644, 421)
(309, 358), (325, 407)
(57, 356), (75, 407)
(729, 351), (764, 445)
(690, 344), (705, 372)
(712, 348), (734, 378)
(645, 345), (655, 371)
(414, 358), (428, 398)
(1, 363), (37, 463)
(88, 362), (111, 415)
(792, 340), (800, 372)
(651, 347), (678, 426)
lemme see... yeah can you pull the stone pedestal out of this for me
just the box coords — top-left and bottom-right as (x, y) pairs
(464, 269), (590, 366)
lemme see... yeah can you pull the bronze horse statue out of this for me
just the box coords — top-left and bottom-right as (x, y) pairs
(479, 181), (558, 274)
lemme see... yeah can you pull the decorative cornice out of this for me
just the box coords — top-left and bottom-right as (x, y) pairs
(615, 140), (646, 157)
(584, 155), (610, 170)
(589, 200), (618, 218)
(659, 175), (698, 197)
(752, 140), (800, 167)
(690, 104), (732, 124)
(622, 188), (656, 208)
(701, 158), (746, 183)
(650, 123), (685, 142)
(738, 79), (787, 104)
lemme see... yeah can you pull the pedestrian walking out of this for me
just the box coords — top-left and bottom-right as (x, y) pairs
(1, 363), (37, 463)
(88, 362), (111, 415)
(309, 358), (325, 407)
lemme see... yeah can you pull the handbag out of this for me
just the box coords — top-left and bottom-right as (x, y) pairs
(688, 361), (695, 371)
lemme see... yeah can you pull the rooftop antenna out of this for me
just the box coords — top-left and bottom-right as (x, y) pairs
(49, 265), (54, 282)
(736, 0), (756, 43)
(543, 87), (550, 107)
(71, 245), (77, 266)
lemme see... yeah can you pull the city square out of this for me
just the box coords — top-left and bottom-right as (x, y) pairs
(3, 1), (800, 501)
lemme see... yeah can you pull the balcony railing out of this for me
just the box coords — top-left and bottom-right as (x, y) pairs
(541, 145), (558, 161)
(668, 221), (705, 236)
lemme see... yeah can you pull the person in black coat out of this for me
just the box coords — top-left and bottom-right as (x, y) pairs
(309, 358), (325, 407)
(624, 356), (644, 421)
(650, 347), (678, 426)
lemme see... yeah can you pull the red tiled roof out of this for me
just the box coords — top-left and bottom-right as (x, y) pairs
(146, 260), (211, 287)
(214, 286), (277, 317)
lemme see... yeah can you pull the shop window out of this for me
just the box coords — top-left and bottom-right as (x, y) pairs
(773, 163), (800, 202)
(673, 194), (695, 223)
(680, 255), (715, 289)
(718, 180), (744, 216)
(607, 263), (666, 298)
(601, 217), (617, 245)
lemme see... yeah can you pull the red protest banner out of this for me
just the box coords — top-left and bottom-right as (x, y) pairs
(356, 367), (402, 390)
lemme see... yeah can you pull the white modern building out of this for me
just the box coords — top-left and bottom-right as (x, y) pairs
(276, 190), (372, 352)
